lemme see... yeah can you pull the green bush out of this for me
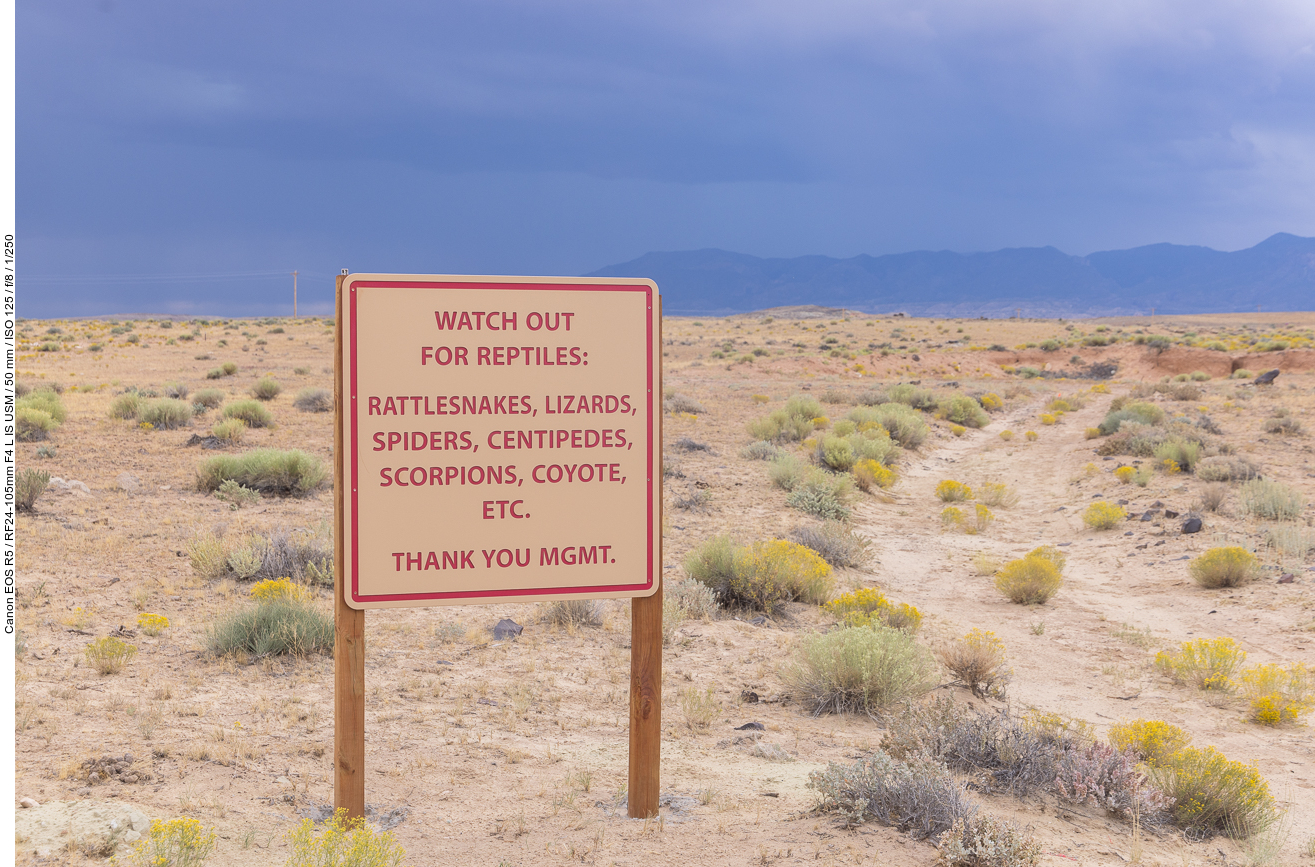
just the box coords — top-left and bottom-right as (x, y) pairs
(16, 468), (50, 511)
(1239, 479), (1305, 521)
(205, 598), (333, 659)
(221, 362), (238, 375)
(138, 398), (194, 430)
(193, 388), (225, 409)
(938, 394), (990, 428)
(848, 404), (928, 449)
(15, 407), (56, 441)
(684, 536), (834, 611)
(1152, 437), (1201, 473)
(222, 400), (274, 428)
(746, 409), (814, 442)
(784, 394), (823, 420)
(786, 469), (855, 520)
(251, 376), (282, 401)
(109, 393), (142, 419)
(886, 384), (939, 410)
(995, 547), (1064, 604)
(781, 622), (936, 714)
(196, 448), (327, 495)
(816, 428), (899, 471)
(1098, 401), (1165, 435)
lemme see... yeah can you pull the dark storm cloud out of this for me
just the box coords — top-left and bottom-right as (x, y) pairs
(18, 0), (1315, 316)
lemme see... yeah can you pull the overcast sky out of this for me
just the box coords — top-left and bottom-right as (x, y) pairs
(19, 0), (1315, 316)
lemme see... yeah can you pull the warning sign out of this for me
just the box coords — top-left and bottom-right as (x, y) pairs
(339, 274), (661, 609)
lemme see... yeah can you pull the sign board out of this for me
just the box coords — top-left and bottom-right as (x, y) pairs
(339, 274), (661, 609)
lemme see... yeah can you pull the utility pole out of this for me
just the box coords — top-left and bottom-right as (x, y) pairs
(293, 271), (299, 319)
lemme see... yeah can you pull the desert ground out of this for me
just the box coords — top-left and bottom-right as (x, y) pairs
(12, 309), (1315, 866)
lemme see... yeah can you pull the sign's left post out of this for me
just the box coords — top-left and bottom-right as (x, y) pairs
(334, 274), (366, 820)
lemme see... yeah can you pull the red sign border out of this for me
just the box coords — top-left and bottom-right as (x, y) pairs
(345, 277), (657, 606)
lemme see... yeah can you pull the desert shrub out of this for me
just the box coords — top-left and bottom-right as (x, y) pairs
(935, 480), (972, 502)
(939, 394), (989, 428)
(138, 398), (193, 430)
(784, 393), (822, 420)
(940, 629), (1010, 698)
(1153, 437), (1201, 473)
(941, 506), (965, 529)
(206, 597), (333, 658)
(1189, 546), (1257, 589)
(1266, 524), (1315, 559)
(808, 751), (977, 837)
(1152, 747), (1274, 836)
(1098, 401), (1165, 435)
(1114, 466), (1135, 484)
(887, 384), (938, 410)
(1054, 742), (1168, 821)
(221, 361), (238, 375)
(949, 424), (966, 437)
(1238, 479), (1305, 521)
(767, 453), (807, 490)
(816, 428), (899, 471)
(16, 406), (57, 441)
(1082, 501), (1126, 530)
(293, 388), (333, 412)
(781, 622), (936, 714)
(118, 817), (216, 867)
(1023, 430), (1038, 441)
(998, 430), (1014, 441)
(197, 449), (326, 495)
(1039, 413), (1057, 426)
(825, 588), (922, 633)
(665, 578), (718, 622)
(739, 540), (834, 605)
(812, 414), (831, 430)
(975, 482), (1018, 508)
(1196, 456), (1261, 482)
(222, 399), (274, 428)
(1263, 416), (1303, 435)
(85, 636), (137, 675)
(212, 418), (247, 444)
(740, 440), (783, 461)
(980, 392), (1003, 411)
(852, 459), (896, 492)
(938, 815), (1042, 867)
(1198, 482), (1228, 513)
(137, 612), (170, 636)
(1155, 637), (1245, 691)
(789, 521), (872, 568)
(663, 392), (705, 414)
(538, 598), (602, 628)
(817, 433), (856, 471)
(193, 388), (224, 409)
(18, 389), (67, 424)
(1241, 663), (1313, 726)
(251, 377), (282, 401)
(1108, 719), (1191, 766)
(786, 469), (855, 520)
(285, 808), (406, 867)
(684, 534), (738, 592)
(747, 409), (813, 442)
(1084, 426), (1101, 439)
(249, 577), (313, 604)
(16, 468), (49, 511)
(205, 368), (225, 380)
(163, 381), (189, 400)
(109, 393), (142, 419)
(994, 547), (1064, 604)
(849, 404), (928, 448)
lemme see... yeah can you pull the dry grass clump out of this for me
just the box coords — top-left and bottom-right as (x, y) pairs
(16, 389), (66, 440)
(825, 588), (922, 633)
(747, 394), (819, 441)
(109, 393), (142, 419)
(807, 750), (977, 839)
(975, 482), (1018, 508)
(85, 636), (137, 675)
(1266, 524), (1315, 559)
(1241, 663), (1313, 726)
(684, 536), (834, 612)
(188, 526), (333, 584)
(196, 448), (327, 495)
(678, 686), (720, 730)
(781, 622), (936, 715)
(664, 392), (706, 414)
(138, 398), (194, 430)
(211, 418), (247, 444)
(1098, 400), (1165, 435)
(16, 468), (50, 511)
(740, 440), (784, 461)
(193, 388), (225, 409)
(994, 546), (1065, 604)
(1198, 482), (1228, 513)
(1238, 479), (1305, 521)
(1082, 501), (1126, 530)
(222, 399), (274, 428)
(1196, 456), (1261, 482)
(537, 599), (602, 629)
(1155, 637), (1245, 690)
(293, 387), (333, 412)
(788, 521), (873, 568)
(1189, 546), (1257, 589)
(940, 629), (1010, 698)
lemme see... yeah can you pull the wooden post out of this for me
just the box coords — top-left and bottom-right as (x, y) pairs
(628, 301), (662, 819)
(334, 274), (366, 820)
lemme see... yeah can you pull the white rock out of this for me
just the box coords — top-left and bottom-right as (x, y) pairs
(19, 797), (39, 808)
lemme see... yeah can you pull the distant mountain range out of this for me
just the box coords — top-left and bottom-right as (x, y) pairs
(586, 233), (1315, 317)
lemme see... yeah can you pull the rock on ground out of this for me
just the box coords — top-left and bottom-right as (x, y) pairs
(14, 799), (151, 859)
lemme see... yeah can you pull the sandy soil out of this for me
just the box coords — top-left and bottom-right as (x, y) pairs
(12, 311), (1315, 866)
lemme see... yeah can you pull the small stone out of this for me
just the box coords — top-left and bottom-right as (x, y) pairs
(115, 473), (142, 493)
(19, 798), (39, 808)
(735, 722), (766, 731)
(1164, 510), (1179, 519)
(276, 776), (291, 785)
(1181, 517), (1203, 534)
(1278, 573), (1296, 584)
